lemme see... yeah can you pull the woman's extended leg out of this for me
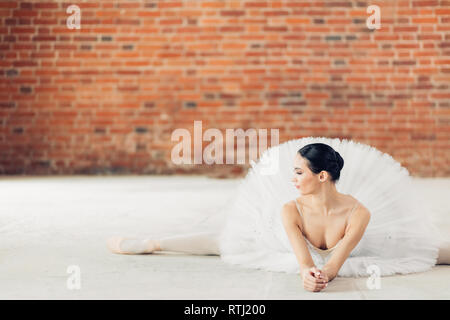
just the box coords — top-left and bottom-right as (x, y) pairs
(159, 231), (221, 255)
(107, 231), (221, 256)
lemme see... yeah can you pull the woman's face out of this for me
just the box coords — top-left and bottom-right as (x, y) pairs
(291, 154), (321, 195)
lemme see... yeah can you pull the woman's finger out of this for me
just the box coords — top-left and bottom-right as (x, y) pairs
(305, 283), (324, 292)
(313, 272), (328, 282)
(310, 267), (320, 276)
(312, 284), (327, 292)
(309, 269), (324, 279)
(305, 278), (326, 289)
(306, 275), (324, 284)
(317, 282), (328, 289)
(306, 272), (321, 281)
(305, 283), (319, 292)
(307, 274), (327, 284)
(304, 278), (318, 290)
(311, 279), (327, 288)
(305, 278), (327, 290)
(314, 271), (328, 282)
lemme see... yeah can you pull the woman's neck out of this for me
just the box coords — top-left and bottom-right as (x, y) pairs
(306, 183), (341, 217)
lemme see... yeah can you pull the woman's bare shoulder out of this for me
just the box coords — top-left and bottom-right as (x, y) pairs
(281, 200), (301, 218)
(344, 194), (360, 206)
(343, 194), (370, 215)
(282, 199), (298, 211)
(346, 195), (371, 218)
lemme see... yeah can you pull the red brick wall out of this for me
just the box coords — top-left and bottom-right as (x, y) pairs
(0, 0), (449, 177)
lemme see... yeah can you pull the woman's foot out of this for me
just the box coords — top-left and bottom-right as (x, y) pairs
(107, 237), (161, 254)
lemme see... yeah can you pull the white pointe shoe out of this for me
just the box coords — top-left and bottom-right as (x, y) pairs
(106, 237), (158, 255)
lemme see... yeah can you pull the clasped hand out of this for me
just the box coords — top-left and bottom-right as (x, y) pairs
(301, 266), (329, 292)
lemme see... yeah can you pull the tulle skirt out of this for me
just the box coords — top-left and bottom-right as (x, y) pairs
(217, 137), (443, 277)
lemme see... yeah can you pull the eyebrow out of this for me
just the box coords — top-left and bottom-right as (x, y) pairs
(294, 167), (302, 170)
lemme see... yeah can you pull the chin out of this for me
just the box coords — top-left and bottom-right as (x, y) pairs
(299, 187), (314, 195)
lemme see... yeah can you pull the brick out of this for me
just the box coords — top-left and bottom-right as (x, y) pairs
(436, 8), (450, 15)
(412, 1), (439, 6)
(220, 10), (246, 16)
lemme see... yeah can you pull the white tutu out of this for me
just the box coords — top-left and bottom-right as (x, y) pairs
(218, 137), (443, 277)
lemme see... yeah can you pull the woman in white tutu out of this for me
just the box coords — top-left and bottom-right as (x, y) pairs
(106, 137), (445, 292)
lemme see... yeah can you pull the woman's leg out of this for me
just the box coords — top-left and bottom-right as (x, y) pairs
(107, 231), (221, 256)
(159, 231), (220, 255)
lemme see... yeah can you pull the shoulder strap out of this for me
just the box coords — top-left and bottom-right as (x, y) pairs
(346, 201), (359, 223)
(294, 199), (304, 220)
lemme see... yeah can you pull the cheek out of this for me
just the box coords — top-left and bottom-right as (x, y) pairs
(297, 175), (305, 185)
(298, 175), (310, 186)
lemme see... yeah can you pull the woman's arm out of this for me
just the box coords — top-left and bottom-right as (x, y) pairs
(321, 205), (371, 281)
(280, 202), (315, 275)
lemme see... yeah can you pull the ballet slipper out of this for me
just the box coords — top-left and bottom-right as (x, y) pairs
(106, 237), (157, 255)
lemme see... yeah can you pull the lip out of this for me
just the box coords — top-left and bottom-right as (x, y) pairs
(295, 186), (300, 189)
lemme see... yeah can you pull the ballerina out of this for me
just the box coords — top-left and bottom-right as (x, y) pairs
(106, 137), (445, 293)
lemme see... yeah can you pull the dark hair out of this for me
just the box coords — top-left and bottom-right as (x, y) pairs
(297, 143), (344, 182)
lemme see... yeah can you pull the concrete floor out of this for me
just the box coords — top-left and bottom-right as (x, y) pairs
(0, 175), (449, 300)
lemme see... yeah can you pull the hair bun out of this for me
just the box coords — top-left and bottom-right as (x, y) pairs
(335, 151), (344, 170)
(298, 143), (345, 183)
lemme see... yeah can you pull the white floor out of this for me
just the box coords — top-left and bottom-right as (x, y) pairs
(0, 175), (449, 300)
